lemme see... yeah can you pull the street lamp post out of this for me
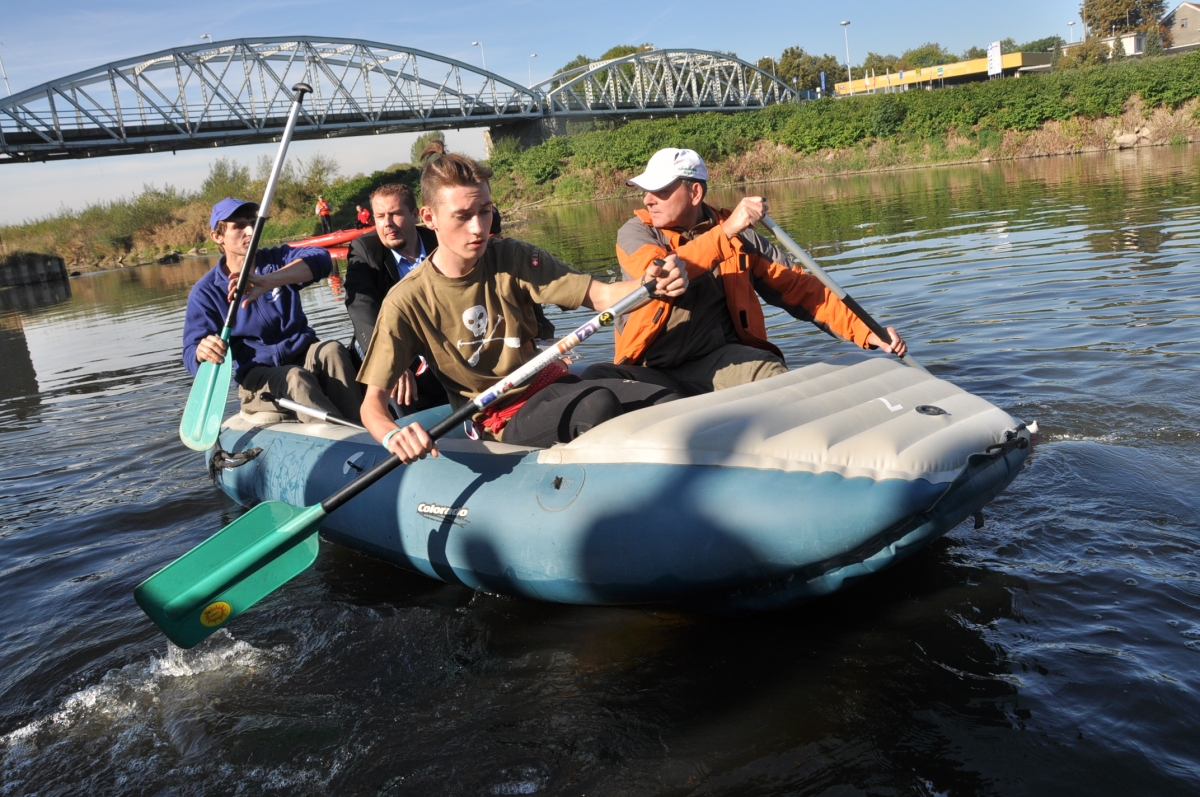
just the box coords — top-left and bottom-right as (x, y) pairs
(471, 41), (487, 71)
(0, 42), (10, 96)
(528, 53), (537, 88)
(200, 33), (211, 45)
(1068, 21), (1075, 43)
(840, 21), (853, 96)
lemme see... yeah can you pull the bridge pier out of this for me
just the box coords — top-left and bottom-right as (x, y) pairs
(1, 252), (69, 287)
(484, 117), (568, 155)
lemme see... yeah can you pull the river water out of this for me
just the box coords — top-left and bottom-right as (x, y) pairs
(1, 146), (1198, 796)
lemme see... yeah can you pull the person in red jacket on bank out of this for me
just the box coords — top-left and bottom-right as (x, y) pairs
(582, 147), (907, 395)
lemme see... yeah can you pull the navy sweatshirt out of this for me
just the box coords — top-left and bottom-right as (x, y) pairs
(182, 244), (333, 384)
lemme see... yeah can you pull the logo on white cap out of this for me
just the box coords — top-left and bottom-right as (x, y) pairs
(627, 148), (709, 191)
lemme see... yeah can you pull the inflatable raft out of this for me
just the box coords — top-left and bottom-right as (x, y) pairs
(213, 353), (1032, 611)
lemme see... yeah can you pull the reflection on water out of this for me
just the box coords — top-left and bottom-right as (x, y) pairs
(0, 279), (71, 314)
(1, 146), (1198, 795)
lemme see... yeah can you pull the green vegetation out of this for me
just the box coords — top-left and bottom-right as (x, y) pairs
(550, 45), (654, 89)
(488, 50), (1200, 206)
(1059, 37), (1113, 69)
(757, 48), (845, 93)
(410, 131), (445, 164)
(1145, 26), (1166, 56)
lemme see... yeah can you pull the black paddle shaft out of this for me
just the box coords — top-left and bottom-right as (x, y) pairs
(319, 402), (477, 514)
(219, 83), (312, 332)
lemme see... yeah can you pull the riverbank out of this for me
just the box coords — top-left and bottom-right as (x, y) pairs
(496, 102), (1199, 220)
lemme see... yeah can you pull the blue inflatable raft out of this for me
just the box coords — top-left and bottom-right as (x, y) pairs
(213, 353), (1032, 611)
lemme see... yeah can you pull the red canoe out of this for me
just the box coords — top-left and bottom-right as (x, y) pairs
(292, 227), (370, 249)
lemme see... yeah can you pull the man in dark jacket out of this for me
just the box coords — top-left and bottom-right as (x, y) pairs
(184, 197), (362, 423)
(345, 183), (445, 413)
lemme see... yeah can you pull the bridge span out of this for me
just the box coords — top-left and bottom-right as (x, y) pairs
(0, 37), (800, 165)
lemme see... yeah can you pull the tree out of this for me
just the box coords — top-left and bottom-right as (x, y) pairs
(200, 158), (251, 203)
(1017, 35), (1066, 52)
(1112, 34), (1127, 59)
(962, 46), (988, 59)
(555, 54), (593, 76)
(862, 52), (901, 74)
(776, 46), (846, 92)
(897, 42), (956, 68)
(1144, 25), (1165, 56)
(1057, 36), (1111, 69)
(411, 131), (445, 164)
(599, 44), (653, 61)
(1051, 41), (1064, 69)
(1000, 37), (1020, 52)
(1082, 0), (1165, 38)
(550, 45), (653, 89)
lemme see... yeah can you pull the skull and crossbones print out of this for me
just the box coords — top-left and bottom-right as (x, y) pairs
(457, 305), (521, 366)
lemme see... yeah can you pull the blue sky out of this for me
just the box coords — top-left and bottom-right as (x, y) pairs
(0, 0), (1083, 225)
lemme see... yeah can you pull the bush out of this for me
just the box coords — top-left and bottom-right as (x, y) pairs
(1059, 38), (1110, 69)
(870, 95), (907, 138)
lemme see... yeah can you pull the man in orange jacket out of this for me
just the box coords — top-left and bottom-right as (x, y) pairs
(315, 195), (333, 234)
(583, 148), (906, 395)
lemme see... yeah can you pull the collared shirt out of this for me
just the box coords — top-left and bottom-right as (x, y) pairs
(390, 235), (428, 281)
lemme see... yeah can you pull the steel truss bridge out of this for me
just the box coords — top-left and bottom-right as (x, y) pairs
(0, 37), (800, 164)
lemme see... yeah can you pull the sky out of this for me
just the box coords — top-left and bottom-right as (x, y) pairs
(0, 0), (1085, 226)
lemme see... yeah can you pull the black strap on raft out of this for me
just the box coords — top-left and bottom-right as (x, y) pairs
(208, 445), (263, 483)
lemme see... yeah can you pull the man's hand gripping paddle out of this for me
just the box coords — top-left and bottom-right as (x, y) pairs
(138, 271), (665, 648)
(760, 214), (926, 373)
(178, 83), (313, 452)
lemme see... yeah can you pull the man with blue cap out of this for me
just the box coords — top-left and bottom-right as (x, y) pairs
(182, 197), (362, 424)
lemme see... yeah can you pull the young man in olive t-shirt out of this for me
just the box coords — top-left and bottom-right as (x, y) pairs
(357, 152), (688, 460)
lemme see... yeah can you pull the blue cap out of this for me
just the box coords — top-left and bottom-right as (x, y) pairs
(209, 197), (258, 230)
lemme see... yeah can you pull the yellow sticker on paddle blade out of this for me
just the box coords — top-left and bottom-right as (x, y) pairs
(200, 601), (232, 627)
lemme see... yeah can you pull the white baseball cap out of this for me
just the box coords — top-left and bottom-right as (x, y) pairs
(627, 148), (709, 191)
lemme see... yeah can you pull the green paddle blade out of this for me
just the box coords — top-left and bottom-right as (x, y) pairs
(180, 354), (233, 451)
(134, 501), (326, 648)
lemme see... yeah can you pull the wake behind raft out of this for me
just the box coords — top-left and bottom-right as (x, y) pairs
(210, 352), (1032, 612)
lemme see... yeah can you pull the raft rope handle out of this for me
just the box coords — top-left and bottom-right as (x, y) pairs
(208, 445), (264, 482)
(984, 425), (1031, 459)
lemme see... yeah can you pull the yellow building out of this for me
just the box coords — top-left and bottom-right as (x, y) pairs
(834, 52), (1052, 96)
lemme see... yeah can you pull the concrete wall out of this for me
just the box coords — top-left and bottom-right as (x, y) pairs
(0, 252), (69, 287)
(1062, 33), (1144, 57)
